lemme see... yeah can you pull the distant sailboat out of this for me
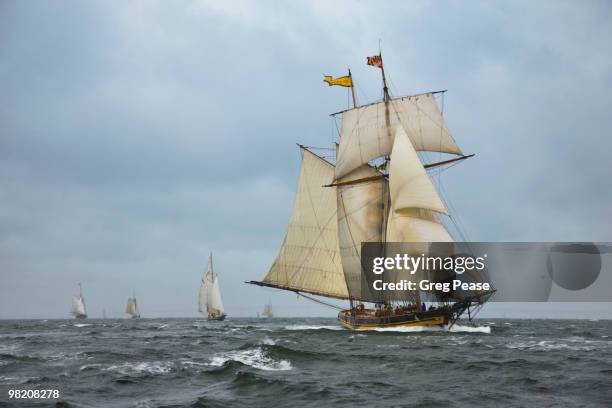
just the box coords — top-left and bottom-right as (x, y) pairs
(125, 295), (141, 319)
(71, 283), (87, 319)
(199, 253), (226, 321)
(262, 302), (273, 318)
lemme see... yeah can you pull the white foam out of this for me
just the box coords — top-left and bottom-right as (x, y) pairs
(260, 337), (276, 345)
(180, 360), (209, 367)
(505, 340), (596, 352)
(104, 361), (172, 375)
(284, 325), (344, 331)
(73, 323), (92, 328)
(355, 324), (491, 334)
(79, 363), (103, 371)
(209, 347), (292, 371)
(449, 324), (492, 334)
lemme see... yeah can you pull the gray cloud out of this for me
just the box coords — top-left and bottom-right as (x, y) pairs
(1, 0), (611, 318)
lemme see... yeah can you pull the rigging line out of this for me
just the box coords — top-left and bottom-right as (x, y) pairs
(333, 116), (341, 143)
(438, 180), (471, 242)
(296, 292), (343, 310)
(354, 81), (370, 106)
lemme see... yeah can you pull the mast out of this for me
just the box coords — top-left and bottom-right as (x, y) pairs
(379, 53), (390, 102)
(348, 69), (357, 108)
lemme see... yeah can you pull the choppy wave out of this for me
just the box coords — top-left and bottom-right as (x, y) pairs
(1, 317), (610, 407)
(209, 347), (292, 371)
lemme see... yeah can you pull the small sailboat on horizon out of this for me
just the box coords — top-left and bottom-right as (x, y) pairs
(199, 253), (226, 321)
(71, 283), (87, 319)
(261, 301), (273, 318)
(125, 293), (141, 319)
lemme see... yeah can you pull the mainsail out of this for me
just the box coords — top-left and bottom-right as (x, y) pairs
(199, 253), (225, 317)
(125, 297), (140, 318)
(258, 147), (349, 299)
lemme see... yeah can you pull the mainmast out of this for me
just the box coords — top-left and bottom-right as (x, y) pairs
(379, 54), (390, 102)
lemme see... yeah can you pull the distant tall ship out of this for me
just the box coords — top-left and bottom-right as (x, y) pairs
(199, 253), (226, 321)
(261, 302), (273, 318)
(249, 53), (494, 329)
(125, 294), (141, 319)
(71, 283), (87, 319)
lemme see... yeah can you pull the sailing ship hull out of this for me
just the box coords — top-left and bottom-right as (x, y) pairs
(338, 309), (448, 330)
(74, 314), (87, 319)
(337, 296), (493, 330)
(207, 314), (226, 321)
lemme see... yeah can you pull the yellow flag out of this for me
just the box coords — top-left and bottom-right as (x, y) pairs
(323, 75), (353, 87)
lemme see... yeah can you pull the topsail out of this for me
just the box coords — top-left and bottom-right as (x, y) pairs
(334, 93), (462, 180)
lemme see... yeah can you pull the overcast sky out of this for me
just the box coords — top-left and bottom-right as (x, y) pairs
(1, 1), (611, 319)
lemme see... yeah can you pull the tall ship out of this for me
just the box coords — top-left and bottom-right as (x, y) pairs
(261, 302), (274, 318)
(249, 53), (494, 329)
(199, 253), (226, 321)
(125, 294), (141, 319)
(71, 283), (87, 319)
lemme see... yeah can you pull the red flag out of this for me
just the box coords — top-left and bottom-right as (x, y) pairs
(367, 55), (383, 68)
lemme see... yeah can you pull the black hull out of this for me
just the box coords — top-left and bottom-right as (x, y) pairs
(208, 314), (226, 321)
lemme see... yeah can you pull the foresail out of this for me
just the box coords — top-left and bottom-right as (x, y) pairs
(335, 93), (462, 179)
(262, 148), (349, 299)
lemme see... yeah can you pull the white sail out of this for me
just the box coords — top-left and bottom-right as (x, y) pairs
(208, 276), (224, 315)
(263, 148), (349, 299)
(389, 128), (448, 215)
(386, 128), (452, 243)
(262, 303), (273, 318)
(199, 253), (225, 316)
(335, 93), (462, 179)
(337, 164), (387, 299)
(198, 279), (207, 314)
(71, 296), (86, 316)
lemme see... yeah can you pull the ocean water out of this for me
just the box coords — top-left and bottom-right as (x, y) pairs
(0, 318), (610, 407)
